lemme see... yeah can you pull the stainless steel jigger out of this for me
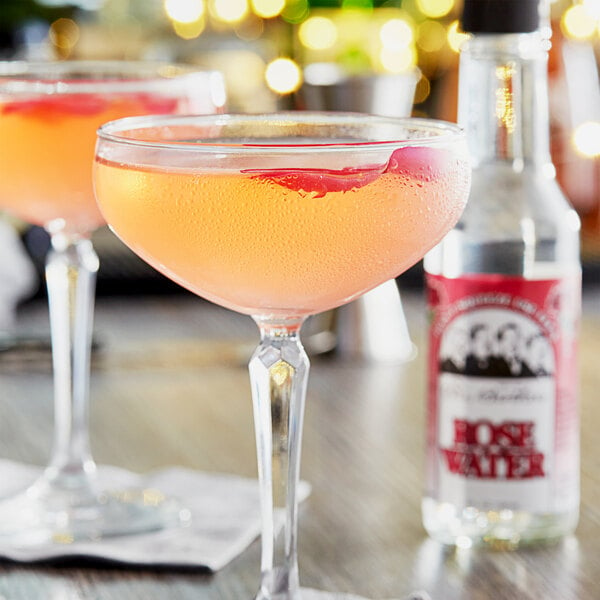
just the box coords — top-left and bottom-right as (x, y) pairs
(298, 63), (419, 363)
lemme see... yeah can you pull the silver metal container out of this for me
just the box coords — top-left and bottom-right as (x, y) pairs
(299, 63), (418, 118)
(298, 63), (419, 363)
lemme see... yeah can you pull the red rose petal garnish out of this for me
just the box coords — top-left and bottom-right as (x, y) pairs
(246, 146), (454, 197)
(249, 165), (385, 198)
(0, 93), (179, 117)
(1, 94), (108, 116)
(384, 146), (452, 181)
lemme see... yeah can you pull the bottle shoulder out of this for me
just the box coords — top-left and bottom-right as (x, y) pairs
(458, 164), (581, 239)
(425, 164), (581, 277)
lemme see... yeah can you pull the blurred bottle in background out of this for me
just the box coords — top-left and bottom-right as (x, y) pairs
(548, 13), (600, 270)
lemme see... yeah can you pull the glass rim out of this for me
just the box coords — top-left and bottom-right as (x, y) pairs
(96, 112), (466, 154)
(0, 60), (223, 95)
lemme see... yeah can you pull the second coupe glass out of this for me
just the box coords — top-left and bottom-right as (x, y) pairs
(0, 61), (226, 544)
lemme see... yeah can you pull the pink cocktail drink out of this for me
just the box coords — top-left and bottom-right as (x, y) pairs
(0, 66), (223, 233)
(95, 142), (468, 317)
(94, 113), (470, 600)
(0, 94), (186, 232)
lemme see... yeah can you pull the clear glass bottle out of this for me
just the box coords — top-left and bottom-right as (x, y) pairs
(422, 0), (581, 547)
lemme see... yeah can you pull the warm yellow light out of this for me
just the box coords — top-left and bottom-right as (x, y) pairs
(572, 121), (600, 157)
(206, 50), (266, 101)
(265, 58), (302, 94)
(417, 20), (446, 52)
(414, 74), (431, 104)
(447, 20), (470, 53)
(164, 0), (205, 23)
(235, 14), (265, 40)
(583, 0), (600, 20)
(562, 5), (597, 39)
(416, 0), (454, 19)
(212, 0), (249, 23)
(379, 46), (416, 73)
(172, 17), (206, 38)
(251, 0), (285, 18)
(49, 18), (80, 50)
(379, 19), (413, 51)
(495, 64), (515, 133)
(298, 17), (338, 50)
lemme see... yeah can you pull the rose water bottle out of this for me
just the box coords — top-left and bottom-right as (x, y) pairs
(422, 0), (581, 547)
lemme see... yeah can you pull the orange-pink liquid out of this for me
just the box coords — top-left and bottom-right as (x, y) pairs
(94, 151), (469, 316)
(0, 93), (190, 233)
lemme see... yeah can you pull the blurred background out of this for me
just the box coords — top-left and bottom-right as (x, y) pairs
(1, 0), (599, 295)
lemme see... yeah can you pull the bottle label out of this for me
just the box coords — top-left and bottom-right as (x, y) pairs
(426, 273), (580, 513)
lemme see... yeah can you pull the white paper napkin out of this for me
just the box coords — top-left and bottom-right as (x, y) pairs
(0, 459), (310, 570)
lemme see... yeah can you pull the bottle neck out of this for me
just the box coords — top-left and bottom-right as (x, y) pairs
(458, 32), (554, 173)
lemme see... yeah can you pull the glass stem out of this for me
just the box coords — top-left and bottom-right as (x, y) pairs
(43, 232), (99, 495)
(250, 317), (309, 600)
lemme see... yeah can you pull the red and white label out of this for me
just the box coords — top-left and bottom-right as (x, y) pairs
(426, 273), (580, 513)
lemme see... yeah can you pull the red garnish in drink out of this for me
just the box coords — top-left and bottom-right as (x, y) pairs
(384, 146), (452, 181)
(248, 146), (452, 197)
(1, 95), (108, 116)
(0, 93), (178, 117)
(252, 166), (384, 198)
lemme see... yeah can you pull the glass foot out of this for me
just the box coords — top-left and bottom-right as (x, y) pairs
(0, 476), (186, 547)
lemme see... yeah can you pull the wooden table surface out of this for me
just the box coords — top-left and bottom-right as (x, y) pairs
(1, 285), (599, 600)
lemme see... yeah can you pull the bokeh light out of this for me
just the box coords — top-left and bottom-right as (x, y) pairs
(235, 14), (265, 40)
(583, 0), (600, 20)
(447, 20), (470, 53)
(416, 0), (454, 19)
(379, 46), (416, 73)
(265, 58), (302, 94)
(49, 18), (80, 57)
(212, 0), (249, 23)
(164, 0), (205, 23)
(281, 0), (309, 24)
(417, 20), (446, 53)
(299, 17), (338, 50)
(251, 0), (285, 19)
(172, 17), (206, 38)
(572, 121), (600, 157)
(561, 4), (597, 39)
(414, 73), (431, 104)
(379, 19), (413, 51)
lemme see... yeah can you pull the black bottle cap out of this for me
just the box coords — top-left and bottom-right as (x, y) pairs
(461, 0), (540, 34)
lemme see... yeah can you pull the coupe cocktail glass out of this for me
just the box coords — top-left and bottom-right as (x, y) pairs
(0, 61), (225, 544)
(94, 112), (470, 598)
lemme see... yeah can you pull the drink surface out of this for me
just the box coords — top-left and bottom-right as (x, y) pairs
(0, 93), (189, 233)
(95, 147), (469, 316)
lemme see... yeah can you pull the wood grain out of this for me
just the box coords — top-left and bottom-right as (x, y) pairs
(0, 288), (598, 600)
